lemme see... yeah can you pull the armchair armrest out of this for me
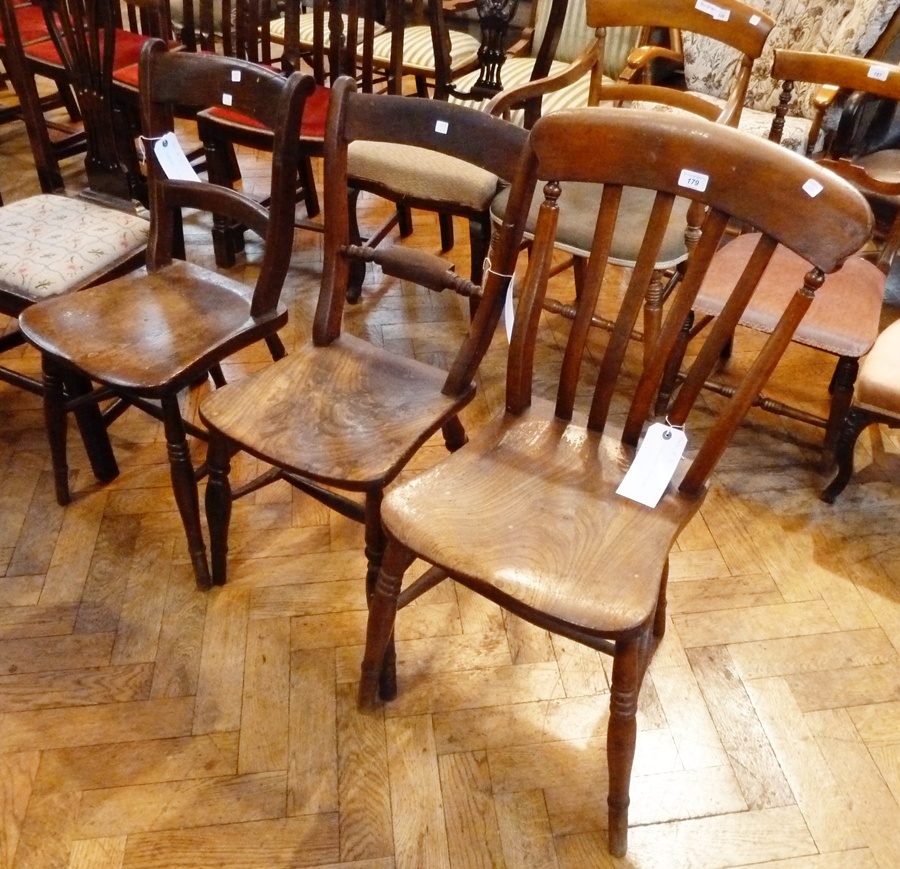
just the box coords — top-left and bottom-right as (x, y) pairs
(485, 39), (599, 122)
(619, 44), (683, 83)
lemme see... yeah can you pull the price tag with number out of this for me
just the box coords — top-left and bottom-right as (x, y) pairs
(616, 422), (687, 508)
(153, 132), (201, 183)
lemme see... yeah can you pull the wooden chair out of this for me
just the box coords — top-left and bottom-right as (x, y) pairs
(197, 75), (528, 592)
(0, 0), (85, 193)
(447, 0), (643, 127)
(486, 0), (775, 360)
(661, 49), (891, 464)
(357, 105), (874, 857)
(193, 0), (365, 267)
(0, 0), (149, 481)
(17, 42), (314, 588)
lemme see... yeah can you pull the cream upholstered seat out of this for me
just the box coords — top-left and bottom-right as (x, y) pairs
(669, 0), (900, 151)
(0, 195), (147, 303)
(269, 11), (386, 46)
(371, 17), (480, 84)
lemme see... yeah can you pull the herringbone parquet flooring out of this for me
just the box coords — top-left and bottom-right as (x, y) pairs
(4, 103), (900, 869)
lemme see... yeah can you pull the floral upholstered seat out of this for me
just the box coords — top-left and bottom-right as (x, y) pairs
(684, 0), (900, 150)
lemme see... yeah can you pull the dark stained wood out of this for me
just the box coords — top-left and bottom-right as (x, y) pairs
(358, 106), (873, 857)
(17, 44), (315, 589)
(198, 77), (528, 607)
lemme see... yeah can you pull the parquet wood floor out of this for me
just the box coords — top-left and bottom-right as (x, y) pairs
(4, 107), (900, 869)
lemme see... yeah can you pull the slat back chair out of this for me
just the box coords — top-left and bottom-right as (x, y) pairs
(486, 0), (775, 365)
(198, 76), (528, 595)
(18, 42), (314, 589)
(664, 49), (891, 465)
(358, 106), (873, 858)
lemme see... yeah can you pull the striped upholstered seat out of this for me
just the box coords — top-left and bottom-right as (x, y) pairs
(371, 22), (480, 80)
(448, 0), (638, 126)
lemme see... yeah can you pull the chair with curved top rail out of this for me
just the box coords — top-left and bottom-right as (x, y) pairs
(358, 103), (874, 858)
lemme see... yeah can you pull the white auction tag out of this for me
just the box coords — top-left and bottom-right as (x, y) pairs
(502, 274), (515, 342)
(231, 70), (242, 82)
(749, 14), (761, 25)
(868, 64), (889, 81)
(696, 0), (730, 21)
(222, 92), (233, 106)
(678, 169), (709, 193)
(153, 132), (201, 182)
(802, 178), (823, 198)
(435, 119), (449, 134)
(616, 422), (687, 508)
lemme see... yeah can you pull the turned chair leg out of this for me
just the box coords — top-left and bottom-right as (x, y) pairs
(821, 405), (872, 503)
(42, 357), (72, 505)
(607, 631), (647, 858)
(205, 431), (232, 586)
(65, 372), (119, 485)
(823, 355), (859, 469)
(161, 395), (211, 589)
(358, 539), (415, 709)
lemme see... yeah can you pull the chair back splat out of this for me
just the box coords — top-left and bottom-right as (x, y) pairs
(139, 43), (311, 317)
(359, 106), (873, 858)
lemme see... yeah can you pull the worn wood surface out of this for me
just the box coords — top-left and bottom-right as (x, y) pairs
(3, 107), (900, 867)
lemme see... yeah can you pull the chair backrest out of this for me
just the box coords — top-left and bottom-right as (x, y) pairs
(494, 106), (872, 495)
(34, 0), (170, 201)
(138, 41), (313, 316)
(587, 0), (775, 126)
(316, 75), (529, 390)
(771, 48), (900, 272)
(684, 0), (900, 118)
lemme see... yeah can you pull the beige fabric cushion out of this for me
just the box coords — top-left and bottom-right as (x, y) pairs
(0, 194), (148, 303)
(348, 142), (500, 210)
(694, 232), (884, 357)
(491, 183), (690, 269)
(372, 25), (479, 76)
(855, 317), (900, 417)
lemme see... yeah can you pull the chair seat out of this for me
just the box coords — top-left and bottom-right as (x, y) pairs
(630, 93), (815, 153)
(198, 81), (331, 140)
(18, 259), (286, 395)
(199, 332), (475, 489)
(25, 26), (150, 70)
(269, 11), (385, 46)
(348, 140), (500, 211)
(0, 194), (148, 309)
(450, 57), (601, 127)
(852, 317), (900, 419)
(491, 183), (690, 268)
(0, 3), (51, 45)
(381, 399), (702, 636)
(371, 24), (479, 77)
(693, 232), (884, 357)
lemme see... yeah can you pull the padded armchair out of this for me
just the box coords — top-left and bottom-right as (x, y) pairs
(358, 105), (873, 858)
(648, 0), (900, 151)
(18, 43), (314, 589)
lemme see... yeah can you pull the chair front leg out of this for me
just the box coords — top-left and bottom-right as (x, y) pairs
(821, 405), (872, 503)
(607, 630), (648, 858)
(161, 394), (211, 589)
(358, 537), (416, 709)
(42, 356), (72, 505)
(823, 355), (859, 468)
(205, 431), (232, 586)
